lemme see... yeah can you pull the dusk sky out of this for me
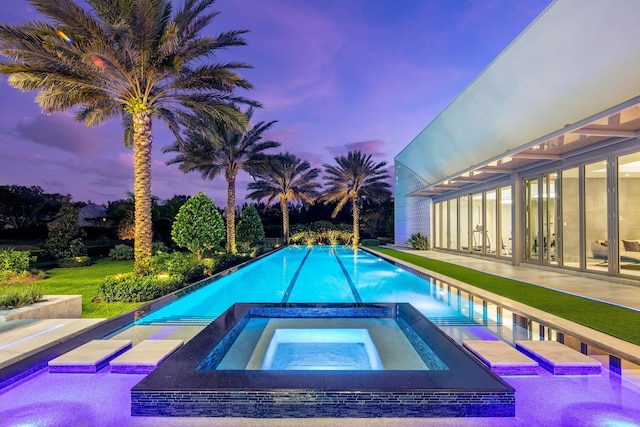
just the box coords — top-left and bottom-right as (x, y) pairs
(0, 0), (551, 207)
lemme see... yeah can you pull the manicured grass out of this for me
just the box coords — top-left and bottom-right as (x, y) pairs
(373, 247), (640, 346)
(36, 257), (142, 318)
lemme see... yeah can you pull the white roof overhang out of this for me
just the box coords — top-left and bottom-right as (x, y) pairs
(395, 0), (640, 198)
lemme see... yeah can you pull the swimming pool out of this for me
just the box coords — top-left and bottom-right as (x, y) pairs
(135, 245), (477, 326)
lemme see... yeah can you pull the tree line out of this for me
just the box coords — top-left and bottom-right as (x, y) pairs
(0, 184), (393, 247)
(0, 0), (391, 276)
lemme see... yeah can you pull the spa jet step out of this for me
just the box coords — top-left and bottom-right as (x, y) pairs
(48, 339), (184, 374)
(48, 340), (132, 373)
(109, 339), (184, 374)
(462, 340), (539, 376)
(515, 340), (602, 375)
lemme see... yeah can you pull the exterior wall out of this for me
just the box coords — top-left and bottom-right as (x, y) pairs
(394, 161), (430, 246)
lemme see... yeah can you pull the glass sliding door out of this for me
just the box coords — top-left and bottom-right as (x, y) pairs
(434, 202), (441, 249)
(459, 196), (470, 252)
(561, 168), (580, 268)
(499, 186), (512, 257)
(585, 161), (608, 273)
(449, 198), (458, 250)
(442, 200), (449, 250)
(541, 173), (558, 265)
(617, 152), (640, 277)
(525, 178), (539, 262)
(471, 193), (484, 253)
(485, 190), (497, 256)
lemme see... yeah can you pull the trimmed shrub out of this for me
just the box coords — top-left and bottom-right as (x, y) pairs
(407, 233), (430, 250)
(377, 236), (393, 245)
(0, 248), (33, 273)
(98, 273), (184, 302)
(0, 285), (44, 308)
(45, 201), (86, 259)
(214, 253), (250, 272)
(361, 239), (380, 247)
(152, 251), (207, 282)
(172, 192), (225, 259)
(57, 256), (92, 268)
(109, 244), (134, 261)
(236, 205), (265, 246)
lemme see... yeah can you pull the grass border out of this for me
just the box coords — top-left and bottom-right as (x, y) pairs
(371, 247), (640, 346)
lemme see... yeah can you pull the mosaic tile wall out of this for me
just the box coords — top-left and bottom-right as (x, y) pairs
(131, 390), (515, 418)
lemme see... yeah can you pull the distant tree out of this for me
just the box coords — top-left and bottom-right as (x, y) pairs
(0, 0), (255, 276)
(236, 205), (265, 247)
(246, 153), (321, 243)
(0, 185), (64, 229)
(117, 208), (135, 241)
(153, 195), (189, 244)
(165, 108), (279, 254)
(321, 151), (391, 247)
(171, 193), (224, 260)
(45, 201), (86, 259)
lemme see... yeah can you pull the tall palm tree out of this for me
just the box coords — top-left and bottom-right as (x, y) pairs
(0, 0), (254, 276)
(246, 152), (321, 243)
(321, 151), (391, 247)
(164, 108), (279, 254)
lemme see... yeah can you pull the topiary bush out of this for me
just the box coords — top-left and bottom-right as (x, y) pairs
(57, 256), (92, 268)
(109, 244), (135, 261)
(171, 192), (225, 260)
(236, 205), (265, 247)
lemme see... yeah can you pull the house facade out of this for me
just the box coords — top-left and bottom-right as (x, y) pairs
(394, 0), (640, 280)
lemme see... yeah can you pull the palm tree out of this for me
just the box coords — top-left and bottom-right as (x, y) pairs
(246, 153), (321, 243)
(0, 0), (254, 275)
(164, 108), (279, 254)
(321, 151), (391, 247)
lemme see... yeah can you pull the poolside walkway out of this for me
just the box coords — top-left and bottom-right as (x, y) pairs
(384, 247), (640, 312)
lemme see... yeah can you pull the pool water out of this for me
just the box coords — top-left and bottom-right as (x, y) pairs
(136, 246), (475, 328)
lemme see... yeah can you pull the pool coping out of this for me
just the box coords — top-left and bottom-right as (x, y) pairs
(131, 303), (515, 418)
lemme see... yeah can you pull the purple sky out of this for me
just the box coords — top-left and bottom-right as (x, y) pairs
(0, 0), (551, 206)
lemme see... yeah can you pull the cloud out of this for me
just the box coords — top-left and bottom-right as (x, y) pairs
(324, 139), (388, 159)
(224, 0), (345, 111)
(13, 112), (107, 156)
(64, 153), (133, 181)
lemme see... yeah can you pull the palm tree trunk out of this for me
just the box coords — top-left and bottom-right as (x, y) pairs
(226, 174), (237, 254)
(280, 197), (289, 244)
(132, 111), (153, 276)
(352, 196), (360, 247)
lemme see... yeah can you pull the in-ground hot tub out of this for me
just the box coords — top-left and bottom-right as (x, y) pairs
(131, 303), (514, 418)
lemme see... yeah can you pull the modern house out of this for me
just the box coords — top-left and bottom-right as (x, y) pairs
(394, 0), (640, 280)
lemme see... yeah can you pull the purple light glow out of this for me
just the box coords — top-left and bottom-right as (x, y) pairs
(1, 366), (639, 425)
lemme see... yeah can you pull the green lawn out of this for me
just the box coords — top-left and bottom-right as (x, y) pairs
(372, 247), (640, 346)
(37, 257), (143, 318)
